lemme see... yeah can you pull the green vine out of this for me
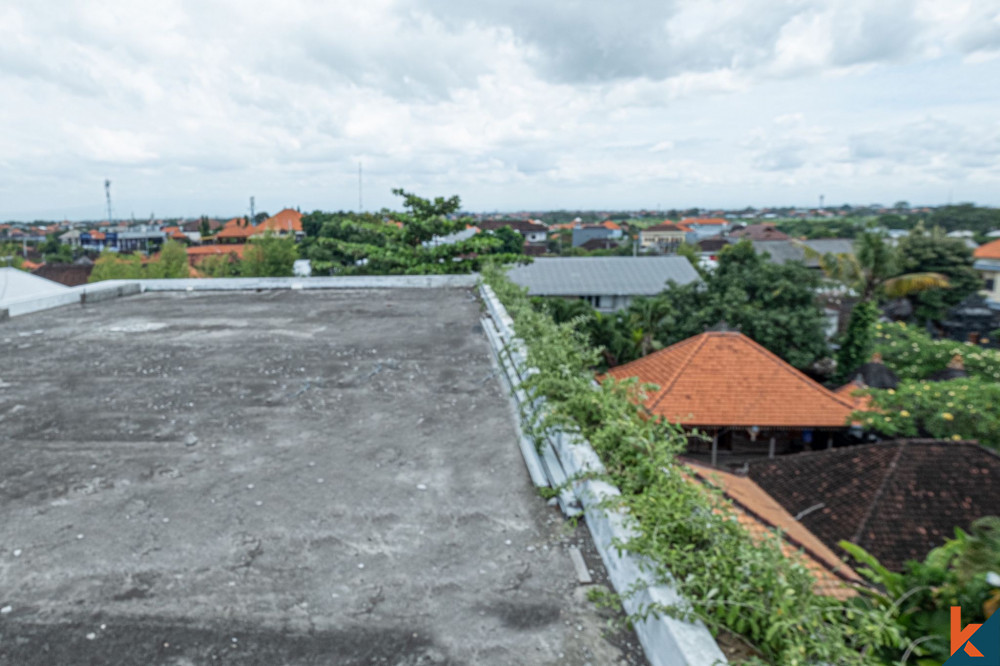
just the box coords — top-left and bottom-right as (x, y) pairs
(483, 263), (905, 665)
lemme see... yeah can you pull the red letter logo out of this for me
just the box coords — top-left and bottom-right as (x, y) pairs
(952, 606), (984, 657)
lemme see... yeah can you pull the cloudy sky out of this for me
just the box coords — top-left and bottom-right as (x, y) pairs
(2, 0), (1000, 220)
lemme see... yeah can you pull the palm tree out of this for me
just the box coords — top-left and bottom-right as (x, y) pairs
(801, 232), (950, 381)
(805, 232), (950, 302)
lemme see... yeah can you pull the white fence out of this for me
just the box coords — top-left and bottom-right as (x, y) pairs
(479, 283), (728, 666)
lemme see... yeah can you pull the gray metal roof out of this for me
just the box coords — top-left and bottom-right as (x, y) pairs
(752, 239), (854, 267)
(506, 256), (699, 297)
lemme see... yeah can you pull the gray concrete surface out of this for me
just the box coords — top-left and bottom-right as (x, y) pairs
(0, 289), (642, 665)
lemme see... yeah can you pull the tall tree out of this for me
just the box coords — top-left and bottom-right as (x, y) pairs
(240, 233), (298, 277)
(897, 225), (982, 323)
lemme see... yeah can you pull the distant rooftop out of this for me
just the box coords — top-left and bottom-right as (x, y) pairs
(507, 256), (699, 297)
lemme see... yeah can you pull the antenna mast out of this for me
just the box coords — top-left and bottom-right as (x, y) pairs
(250, 196), (255, 225)
(105, 179), (113, 224)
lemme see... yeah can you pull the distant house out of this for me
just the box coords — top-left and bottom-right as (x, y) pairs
(681, 217), (730, 239)
(746, 440), (1000, 570)
(752, 239), (855, 269)
(507, 256), (699, 312)
(215, 218), (256, 244)
(730, 224), (790, 242)
(257, 208), (305, 241)
(478, 219), (548, 244)
(571, 224), (615, 247)
(604, 331), (857, 466)
(59, 229), (82, 246)
(639, 222), (688, 253)
(973, 239), (1000, 308)
(578, 237), (620, 252)
(599, 220), (624, 238)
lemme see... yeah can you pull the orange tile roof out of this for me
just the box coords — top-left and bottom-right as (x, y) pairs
(687, 462), (860, 599)
(644, 221), (687, 233)
(21, 260), (43, 270)
(215, 219), (257, 240)
(604, 332), (856, 428)
(600, 220), (621, 230)
(187, 244), (245, 259)
(974, 239), (1000, 260)
(834, 380), (874, 411)
(88, 231), (106, 240)
(257, 208), (303, 234)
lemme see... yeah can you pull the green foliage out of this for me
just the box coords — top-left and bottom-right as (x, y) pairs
(874, 322), (1000, 381)
(304, 190), (524, 275)
(492, 225), (525, 254)
(198, 253), (240, 277)
(836, 300), (879, 382)
(926, 204), (1000, 235)
(775, 217), (874, 239)
(897, 226), (982, 323)
(537, 240), (830, 370)
(146, 239), (189, 279)
(88, 250), (144, 281)
(843, 517), (1000, 664)
(240, 233), (298, 277)
(856, 377), (1000, 451)
(0, 243), (24, 269)
(485, 264), (902, 664)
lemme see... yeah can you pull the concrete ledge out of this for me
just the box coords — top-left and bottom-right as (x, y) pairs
(478, 283), (728, 666)
(137, 275), (478, 291)
(2, 275), (479, 320)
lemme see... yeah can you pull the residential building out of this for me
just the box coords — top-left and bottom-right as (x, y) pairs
(215, 218), (257, 244)
(681, 217), (730, 239)
(639, 222), (688, 253)
(571, 224), (615, 247)
(973, 239), (1000, 308)
(478, 219), (548, 244)
(257, 208), (305, 240)
(507, 256), (699, 312)
(604, 331), (857, 466)
(730, 224), (790, 242)
(746, 440), (1000, 570)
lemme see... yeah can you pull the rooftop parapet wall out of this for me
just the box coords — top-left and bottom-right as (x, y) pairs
(479, 283), (728, 666)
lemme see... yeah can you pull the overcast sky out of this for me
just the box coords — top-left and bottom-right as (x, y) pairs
(2, 0), (1000, 221)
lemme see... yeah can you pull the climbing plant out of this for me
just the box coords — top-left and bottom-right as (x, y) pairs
(483, 263), (904, 665)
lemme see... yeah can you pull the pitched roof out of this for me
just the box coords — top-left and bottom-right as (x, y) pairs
(974, 239), (1000, 260)
(604, 332), (855, 428)
(747, 440), (1000, 570)
(731, 224), (790, 241)
(752, 239), (854, 267)
(833, 380), (874, 411)
(643, 222), (688, 233)
(682, 217), (728, 226)
(215, 219), (256, 240)
(258, 208), (303, 233)
(600, 220), (621, 230)
(186, 244), (245, 263)
(687, 462), (861, 599)
(507, 256), (699, 297)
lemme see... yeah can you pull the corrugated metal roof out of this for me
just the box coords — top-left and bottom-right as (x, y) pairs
(753, 239), (854, 267)
(506, 256), (699, 297)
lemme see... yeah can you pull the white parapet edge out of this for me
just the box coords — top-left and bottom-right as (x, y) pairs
(478, 282), (728, 666)
(1, 275), (479, 320)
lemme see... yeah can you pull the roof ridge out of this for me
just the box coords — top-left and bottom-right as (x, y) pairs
(733, 333), (858, 411)
(850, 441), (905, 547)
(646, 334), (711, 411)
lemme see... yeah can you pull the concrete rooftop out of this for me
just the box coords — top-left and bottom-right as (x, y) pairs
(0, 288), (642, 665)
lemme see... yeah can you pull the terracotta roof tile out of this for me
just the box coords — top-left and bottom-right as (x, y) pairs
(257, 208), (303, 233)
(687, 462), (861, 599)
(644, 221), (687, 233)
(974, 239), (1000, 260)
(747, 440), (1000, 570)
(604, 332), (855, 428)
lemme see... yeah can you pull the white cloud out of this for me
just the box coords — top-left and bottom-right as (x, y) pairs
(1, 0), (999, 219)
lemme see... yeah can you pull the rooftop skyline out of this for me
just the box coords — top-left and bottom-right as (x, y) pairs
(3, 1), (999, 220)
